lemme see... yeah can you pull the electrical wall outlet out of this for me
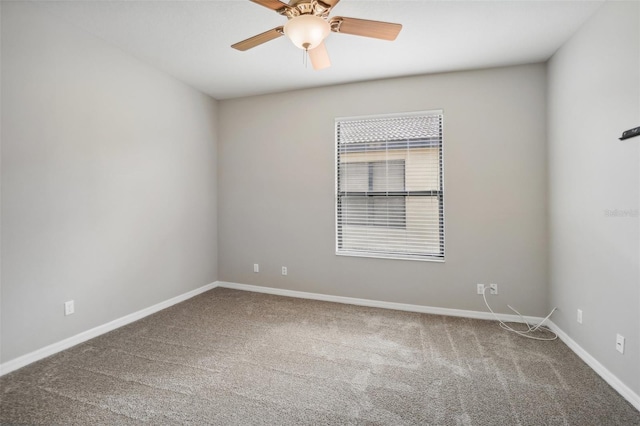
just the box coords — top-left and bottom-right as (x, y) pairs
(64, 300), (75, 316)
(253, 263), (259, 273)
(616, 334), (625, 354)
(577, 309), (583, 324)
(489, 284), (498, 295)
(477, 284), (484, 295)
(282, 266), (287, 276)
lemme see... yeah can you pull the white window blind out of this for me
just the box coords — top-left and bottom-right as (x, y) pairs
(335, 111), (444, 261)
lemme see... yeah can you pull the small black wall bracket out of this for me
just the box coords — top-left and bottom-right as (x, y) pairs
(619, 126), (640, 140)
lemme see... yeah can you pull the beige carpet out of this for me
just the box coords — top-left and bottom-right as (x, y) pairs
(1, 287), (639, 425)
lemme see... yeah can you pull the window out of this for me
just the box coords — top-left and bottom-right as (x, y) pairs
(341, 160), (406, 228)
(335, 111), (444, 261)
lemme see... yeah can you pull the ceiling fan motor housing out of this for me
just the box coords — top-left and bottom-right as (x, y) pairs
(281, 0), (332, 19)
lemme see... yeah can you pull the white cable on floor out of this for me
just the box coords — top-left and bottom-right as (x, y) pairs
(482, 286), (558, 341)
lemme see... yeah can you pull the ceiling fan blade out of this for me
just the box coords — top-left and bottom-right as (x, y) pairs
(330, 17), (402, 41)
(231, 26), (284, 51)
(250, 0), (291, 12)
(309, 41), (331, 70)
(319, 0), (340, 10)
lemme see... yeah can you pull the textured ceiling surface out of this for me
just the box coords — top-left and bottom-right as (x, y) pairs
(33, 0), (604, 99)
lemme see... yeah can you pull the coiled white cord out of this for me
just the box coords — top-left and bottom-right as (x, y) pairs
(482, 286), (558, 341)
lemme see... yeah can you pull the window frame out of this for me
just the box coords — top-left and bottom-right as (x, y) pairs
(335, 110), (445, 262)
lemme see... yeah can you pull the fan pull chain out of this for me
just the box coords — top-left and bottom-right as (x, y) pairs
(303, 48), (308, 68)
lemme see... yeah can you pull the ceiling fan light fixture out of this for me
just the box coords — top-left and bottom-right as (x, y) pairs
(284, 14), (330, 50)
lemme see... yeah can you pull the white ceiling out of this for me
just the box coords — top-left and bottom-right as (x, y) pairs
(34, 0), (604, 100)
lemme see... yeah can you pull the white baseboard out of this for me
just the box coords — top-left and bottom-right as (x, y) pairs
(548, 321), (640, 412)
(216, 281), (544, 324)
(0, 282), (218, 377)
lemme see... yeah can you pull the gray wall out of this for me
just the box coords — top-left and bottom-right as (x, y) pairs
(1, 2), (218, 363)
(218, 64), (548, 316)
(548, 1), (640, 395)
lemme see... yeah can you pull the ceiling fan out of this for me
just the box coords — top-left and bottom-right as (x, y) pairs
(231, 0), (402, 70)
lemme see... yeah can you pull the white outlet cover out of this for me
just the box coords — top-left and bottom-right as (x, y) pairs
(64, 300), (75, 316)
(616, 334), (625, 354)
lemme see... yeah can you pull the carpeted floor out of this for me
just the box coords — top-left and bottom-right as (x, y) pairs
(1, 287), (639, 425)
